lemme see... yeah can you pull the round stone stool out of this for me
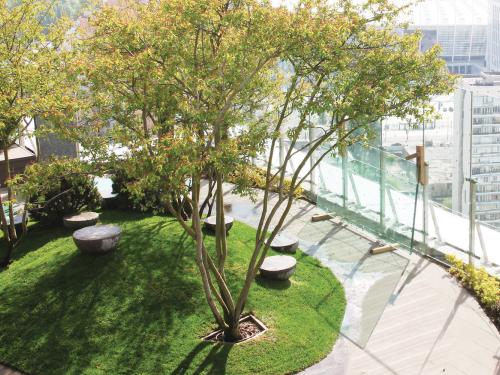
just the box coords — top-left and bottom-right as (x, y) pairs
(259, 255), (297, 281)
(270, 233), (299, 254)
(63, 211), (99, 229)
(203, 215), (234, 233)
(73, 224), (121, 254)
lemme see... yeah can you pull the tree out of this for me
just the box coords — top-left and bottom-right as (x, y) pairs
(0, 0), (77, 266)
(78, 0), (453, 341)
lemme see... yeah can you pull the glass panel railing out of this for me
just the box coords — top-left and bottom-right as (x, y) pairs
(256, 133), (499, 276)
(426, 200), (500, 275)
(475, 222), (500, 270)
(317, 143), (422, 251)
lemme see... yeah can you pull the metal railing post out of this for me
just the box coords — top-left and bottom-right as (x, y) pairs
(476, 224), (489, 265)
(422, 163), (429, 250)
(429, 203), (442, 243)
(279, 131), (285, 167)
(309, 127), (317, 195)
(466, 178), (477, 266)
(342, 154), (348, 208)
(379, 146), (386, 229)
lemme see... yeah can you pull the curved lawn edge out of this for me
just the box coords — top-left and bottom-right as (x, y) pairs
(0, 210), (346, 375)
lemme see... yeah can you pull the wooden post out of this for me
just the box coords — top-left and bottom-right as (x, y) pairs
(406, 146), (427, 186)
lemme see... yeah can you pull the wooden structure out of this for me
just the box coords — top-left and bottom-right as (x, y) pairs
(0, 144), (36, 186)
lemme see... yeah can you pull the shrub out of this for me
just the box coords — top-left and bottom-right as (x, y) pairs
(111, 167), (168, 214)
(228, 165), (304, 198)
(21, 158), (101, 226)
(446, 255), (500, 324)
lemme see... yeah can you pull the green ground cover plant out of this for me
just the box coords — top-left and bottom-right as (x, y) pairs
(446, 255), (499, 330)
(0, 211), (345, 374)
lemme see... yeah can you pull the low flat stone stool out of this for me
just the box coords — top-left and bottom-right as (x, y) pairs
(73, 224), (121, 254)
(260, 255), (297, 281)
(203, 215), (234, 232)
(270, 233), (299, 254)
(64, 211), (99, 229)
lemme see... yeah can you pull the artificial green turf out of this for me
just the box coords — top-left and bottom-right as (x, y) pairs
(0, 211), (345, 375)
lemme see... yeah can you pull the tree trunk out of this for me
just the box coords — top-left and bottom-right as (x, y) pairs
(206, 194), (216, 217)
(0, 242), (13, 268)
(0, 144), (16, 267)
(3, 145), (16, 244)
(224, 320), (242, 342)
(199, 174), (216, 217)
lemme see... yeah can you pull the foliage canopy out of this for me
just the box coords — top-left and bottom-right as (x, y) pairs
(76, 0), (453, 340)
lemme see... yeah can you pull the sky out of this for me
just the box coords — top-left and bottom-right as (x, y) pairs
(271, 0), (489, 26)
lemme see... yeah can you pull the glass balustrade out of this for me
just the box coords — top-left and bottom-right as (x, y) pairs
(257, 134), (499, 276)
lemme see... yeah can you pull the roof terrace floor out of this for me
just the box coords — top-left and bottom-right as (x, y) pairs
(221, 183), (500, 375)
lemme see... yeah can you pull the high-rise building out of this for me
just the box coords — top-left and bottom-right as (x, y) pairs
(401, 0), (488, 75)
(487, 0), (500, 72)
(452, 74), (500, 225)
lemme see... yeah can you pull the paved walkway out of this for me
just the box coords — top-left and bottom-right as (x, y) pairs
(221, 184), (500, 375)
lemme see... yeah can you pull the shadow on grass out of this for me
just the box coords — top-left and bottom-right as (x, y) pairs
(0, 211), (207, 374)
(1, 209), (161, 265)
(0, 222), (73, 264)
(255, 275), (291, 290)
(172, 342), (231, 375)
(0, 211), (347, 375)
(202, 228), (233, 238)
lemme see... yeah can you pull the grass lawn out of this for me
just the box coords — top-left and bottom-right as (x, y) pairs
(0, 210), (345, 375)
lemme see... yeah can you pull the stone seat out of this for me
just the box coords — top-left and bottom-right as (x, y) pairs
(270, 233), (299, 254)
(203, 215), (234, 232)
(259, 255), (297, 281)
(73, 224), (121, 254)
(63, 211), (99, 229)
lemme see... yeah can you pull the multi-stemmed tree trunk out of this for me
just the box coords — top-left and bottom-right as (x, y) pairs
(0, 0), (77, 266)
(80, 0), (453, 341)
(0, 142), (29, 267)
(173, 117), (368, 341)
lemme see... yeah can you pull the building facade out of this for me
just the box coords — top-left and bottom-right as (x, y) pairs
(453, 74), (500, 226)
(487, 0), (500, 72)
(402, 0), (488, 76)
